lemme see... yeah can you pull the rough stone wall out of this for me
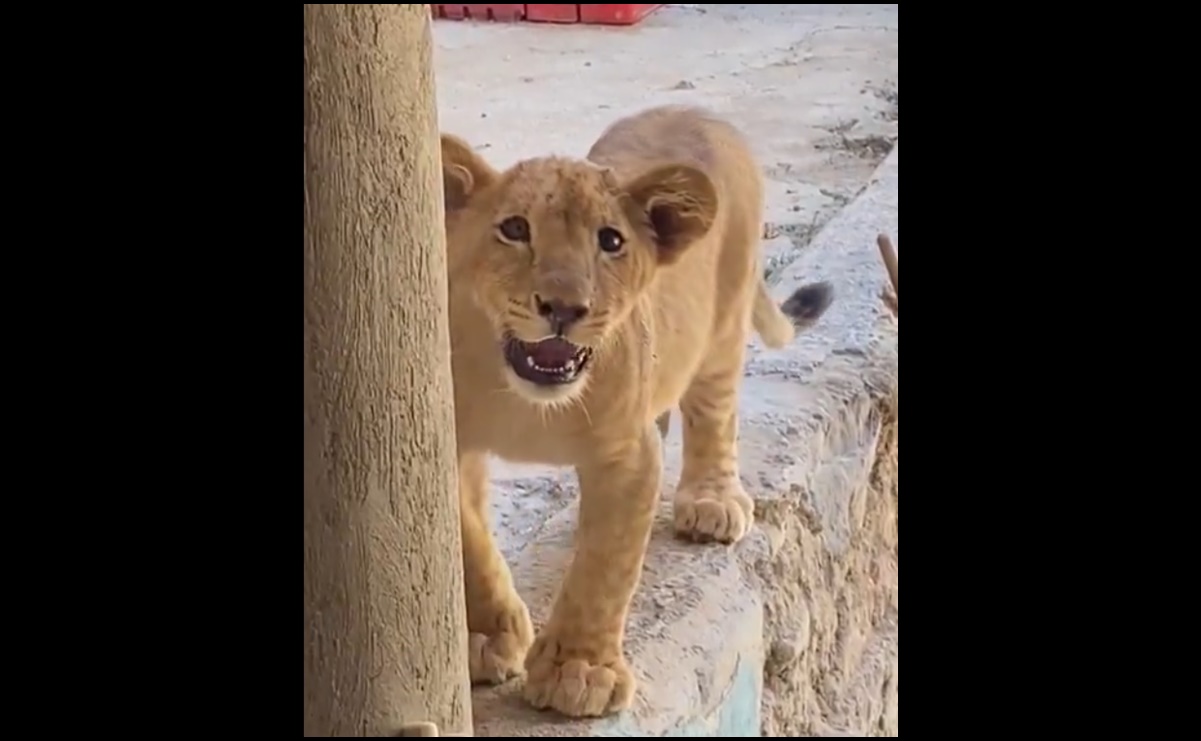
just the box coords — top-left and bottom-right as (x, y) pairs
(755, 378), (897, 737)
(750, 145), (899, 737)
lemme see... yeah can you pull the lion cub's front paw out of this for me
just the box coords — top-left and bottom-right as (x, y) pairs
(674, 478), (754, 544)
(468, 598), (534, 685)
(521, 632), (635, 717)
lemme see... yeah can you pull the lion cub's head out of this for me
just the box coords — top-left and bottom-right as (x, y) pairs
(441, 134), (718, 404)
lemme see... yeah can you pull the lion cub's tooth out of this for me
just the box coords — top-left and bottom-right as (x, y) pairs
(526, 356), (535, 368)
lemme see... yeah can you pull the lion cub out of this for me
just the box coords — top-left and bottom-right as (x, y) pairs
(440, 105), (832, 718)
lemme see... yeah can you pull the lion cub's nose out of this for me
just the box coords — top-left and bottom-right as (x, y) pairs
(535, 294), (589, 335)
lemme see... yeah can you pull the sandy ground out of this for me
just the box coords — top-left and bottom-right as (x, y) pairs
(430, 4), (898, 555)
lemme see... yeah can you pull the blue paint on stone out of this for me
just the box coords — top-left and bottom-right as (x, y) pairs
(592, 654), (762, 738)
(669, 654), (761, 737)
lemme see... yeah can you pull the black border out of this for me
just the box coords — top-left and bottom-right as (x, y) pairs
(65, 8), (297, 732)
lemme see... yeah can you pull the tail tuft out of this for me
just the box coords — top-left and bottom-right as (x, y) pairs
(781, 281), (834, 330)
(752, 279), (834, 349)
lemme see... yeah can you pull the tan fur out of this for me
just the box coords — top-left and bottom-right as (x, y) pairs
(439, 106), (832, 718)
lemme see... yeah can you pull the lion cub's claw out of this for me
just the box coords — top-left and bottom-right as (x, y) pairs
(522, 635), (635, 717)
(468, 631), (528, 684)
(674, 480), (754, 544)
(468, 601), (534, 685)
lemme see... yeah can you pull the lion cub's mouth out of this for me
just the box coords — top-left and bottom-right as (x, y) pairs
(503, 334), (593, 386)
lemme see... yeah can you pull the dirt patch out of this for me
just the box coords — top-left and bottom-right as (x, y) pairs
(816, 117), (897, 161)
(814, 79), (899, 161)
(828, 133), (896, 160)
(871, 81), (899, 122)
(763, 217), (823, 282)
(758, 71), (897, 282)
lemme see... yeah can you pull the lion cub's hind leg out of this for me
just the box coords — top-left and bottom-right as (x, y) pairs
(672, 337), (755, 545)
(459, 452), (535, 684)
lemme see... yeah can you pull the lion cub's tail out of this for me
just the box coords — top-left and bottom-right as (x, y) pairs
(752, 280), (834, 349)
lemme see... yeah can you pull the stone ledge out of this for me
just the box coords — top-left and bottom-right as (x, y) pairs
(748, 143), (898, 737)
(473, 508), (767, 737)
(475, 144), (899, 737)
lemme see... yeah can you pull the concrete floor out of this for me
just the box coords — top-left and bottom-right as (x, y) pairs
(432, 3), (898, 557)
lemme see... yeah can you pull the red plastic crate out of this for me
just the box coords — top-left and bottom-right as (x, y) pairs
(431, 4), (526, 22)
(525, 4), (581, 23)
(431, 4), (663, 26)
(577, 4), (662, 25)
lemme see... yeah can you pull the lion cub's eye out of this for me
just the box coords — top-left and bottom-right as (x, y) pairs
(598, 226), (625, 254)
(497, 216), (531, 243)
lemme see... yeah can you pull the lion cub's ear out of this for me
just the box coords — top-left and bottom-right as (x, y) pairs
(441, 134), (498, 212)
(622, 164), (718, 265)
